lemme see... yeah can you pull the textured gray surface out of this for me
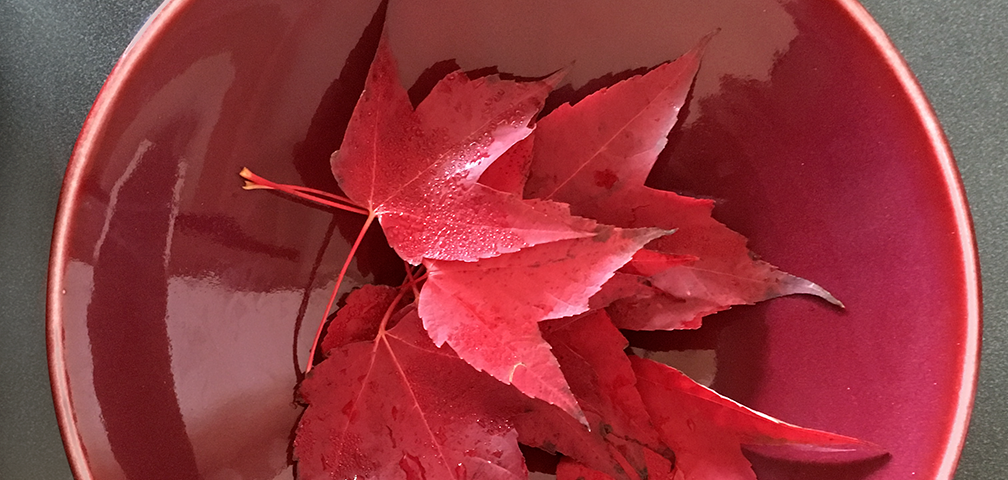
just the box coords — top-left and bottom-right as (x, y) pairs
(0, 0), (1003, 478)
(0, 2), (165, 479)
(859, 1), (1008, 478)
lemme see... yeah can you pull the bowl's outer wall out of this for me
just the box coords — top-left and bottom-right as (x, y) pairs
(47, 0), (979, 479)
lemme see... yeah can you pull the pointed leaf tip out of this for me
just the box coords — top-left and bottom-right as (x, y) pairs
(779, 274), (846, 308)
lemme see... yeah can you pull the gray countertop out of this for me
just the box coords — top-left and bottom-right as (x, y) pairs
(1, 0), (1004, 478)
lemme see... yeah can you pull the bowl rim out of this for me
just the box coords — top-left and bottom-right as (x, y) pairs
(45, 1), (982, 479)
(46, 1), (192, 478)
(833, 1), (982, 478)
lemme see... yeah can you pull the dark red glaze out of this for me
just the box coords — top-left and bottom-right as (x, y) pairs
(47, 1), (979, 479)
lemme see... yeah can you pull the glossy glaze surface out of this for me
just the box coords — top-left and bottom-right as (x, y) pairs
(48, 0), (979, 479)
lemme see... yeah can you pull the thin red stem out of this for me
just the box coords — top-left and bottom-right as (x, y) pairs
(305, 211), (377, 374)
(287, 184), (360, 207)
(376, 278), (415, 336)
(240, 168), (368, 215)
(241, 167), (356, 204)
(403, 262), (428, 298)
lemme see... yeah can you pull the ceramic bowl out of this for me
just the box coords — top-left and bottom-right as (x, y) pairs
(48, 0), (980, 479)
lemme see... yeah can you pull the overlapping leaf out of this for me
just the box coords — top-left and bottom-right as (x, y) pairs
(540, 311), (665, 467)
(296, 307), (528, 480)
(330, 37), (597, 264)
(420, 227), (663, 422)
(300, 292), (658, 480)
(486, 310), (671, 480)
(631, 357), (886, 479)
(503, 41), (841, 330)
(541, 311), (658, 436)
(319, 284), (399, 354)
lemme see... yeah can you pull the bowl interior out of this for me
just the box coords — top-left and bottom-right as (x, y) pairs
(48, 0), (978, 479)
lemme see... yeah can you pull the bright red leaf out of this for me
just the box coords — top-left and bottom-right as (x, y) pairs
(510, 399), (636, 480)
(503, 311), (667, 480)
(330, 36), (598, 264)
(631, 356), (887, 479)
(589, 273), (702, 331)
(296, 307), (529, 480)
(303, 295), (661, 480)
(620, 250), (698, 278)
(540, 311), (666, 468)
(520, 41), (840, 330)
(419, 227), (664, 422)
(479, 133), (536, 196)
(320, 284), (400, 354)
(642, 448), (677, 480)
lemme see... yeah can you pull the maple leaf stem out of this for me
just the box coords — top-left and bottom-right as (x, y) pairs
(403, 262), (427, 298)
(305, 211), (378, 374)
(239, 167), (369, 215)
(377, 278), (415, 336)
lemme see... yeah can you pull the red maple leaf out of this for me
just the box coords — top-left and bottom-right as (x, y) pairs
(319, 284), (400, 354)
(502, 310), (670, 480)
(330, 36), (599, 264)
(539, 311), (666, 470)
(296, 304), (529, 480)
(631, 356), (886, 479)
(300, 288), (661, 480)
(419, 227), (663, 422)
(489, 40), (841, 331)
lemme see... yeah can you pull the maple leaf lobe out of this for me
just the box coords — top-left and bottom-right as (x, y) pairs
(296, 310), (528, 480)
(332, 36), (593, 264)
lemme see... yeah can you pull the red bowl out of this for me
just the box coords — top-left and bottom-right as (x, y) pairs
(47, 0), (980, 479)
